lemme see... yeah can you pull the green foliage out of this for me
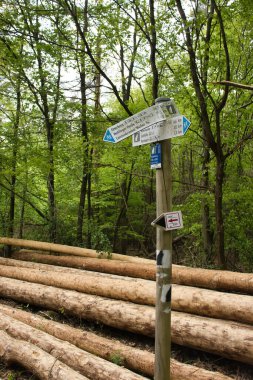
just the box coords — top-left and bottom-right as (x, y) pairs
(0, 0), (253, 270)
(109, 351), (125, 366)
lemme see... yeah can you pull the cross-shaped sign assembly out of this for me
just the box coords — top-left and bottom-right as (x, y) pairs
(103, 98), (191, 380)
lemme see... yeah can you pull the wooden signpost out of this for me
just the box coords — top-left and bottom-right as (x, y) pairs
(103, 97), (190, 380)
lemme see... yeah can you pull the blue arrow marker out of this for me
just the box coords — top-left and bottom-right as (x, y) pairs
(103, 129), (116, 143)
(183, 116), (191, 134)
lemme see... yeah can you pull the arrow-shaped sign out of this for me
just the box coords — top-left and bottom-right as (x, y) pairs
(132, 115), (191, 147)
(103, 100), (179, 144)
(151, 211), (183, 231)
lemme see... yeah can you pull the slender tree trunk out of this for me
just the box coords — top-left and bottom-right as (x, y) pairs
(215, 157), (226, 268)
(149, 0), (159, 100)
(8, 84), (21, 240)
(201, 139), (213, 263)
(46, 120), (56, 242)
(86, 150), (93, 248)
(76, 0), (90, 246)
(113, 162), (134, 253)
(19, 167), (28, 239)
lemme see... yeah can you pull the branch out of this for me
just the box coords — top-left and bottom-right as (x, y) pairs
(212, 81), (253, 91)
(0, 182), (48, 221)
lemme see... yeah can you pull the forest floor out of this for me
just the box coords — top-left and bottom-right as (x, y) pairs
(0, 298), (252, 380)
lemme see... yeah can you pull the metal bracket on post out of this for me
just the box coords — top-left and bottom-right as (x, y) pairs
(154, 97), (172, 380)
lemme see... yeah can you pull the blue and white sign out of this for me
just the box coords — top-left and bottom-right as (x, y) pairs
(132, 115), (191, 147)
(103, 100), (179, 144)
(150, 143), (162, 169)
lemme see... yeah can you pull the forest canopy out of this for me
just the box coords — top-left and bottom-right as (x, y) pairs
(0, 0), (253, 271)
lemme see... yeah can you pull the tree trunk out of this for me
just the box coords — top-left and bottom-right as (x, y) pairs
(201, 139), (213, 263)
(149, 0), (159, 100)
(8, 75), (21, 241)
(10, 251), (156, 279)
(0, 277), (252, 364)
(0, 237), (150, 263)
(0, 330), (88, 380)
(0, 263), (252, 325)
(215, 157), (226, 268)
(76, 30), (89, 244)
(0, 311), (146, 380)
(0, 304), (233, 380)
(113, 161), (134, 254)
(8, 249), (253, 295)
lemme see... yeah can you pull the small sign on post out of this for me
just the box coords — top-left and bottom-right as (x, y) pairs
(150, 143), (162, 169)
(152, 211), (183, 230)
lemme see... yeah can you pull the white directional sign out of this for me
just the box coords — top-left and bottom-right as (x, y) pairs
(132, 115), (191, 147)
(151, 211), (183, 231)
(103, 100), (179, 143)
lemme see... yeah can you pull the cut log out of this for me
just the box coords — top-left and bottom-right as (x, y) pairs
(0, 304), (234, 380)
(0, 330), (88, 380)
(11, 249), (253, 294)
(0, 277), (252, 364)
(0, 310), (148, 380)
(173, 264), (253, 294)
(0, 263), (253, 325)
(0, 264), (155, 306)
(0, 276), (155, 335)
(0, 237), (150, 264)
(12, 250), (156, 280)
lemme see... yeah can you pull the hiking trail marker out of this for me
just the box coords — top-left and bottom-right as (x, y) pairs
(132, 115), (191, 146)
(152, 211), (183, 231)
(103, 97), (190, 380)
(103, 100), (179, 143)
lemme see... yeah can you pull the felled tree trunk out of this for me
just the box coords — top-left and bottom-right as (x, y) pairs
(0, 311), (148, 380)
(0, 304), (233, 380)
(172, 264), (253, 294)
(0, 237), (150, 264)
(0, 263), (253, 325)
(0, 330), (88, 380)
(0, 277), (252, 364)
(11, 248), (253, 295)
(12, 250), (156, 280)
(0, 263), (154, 306)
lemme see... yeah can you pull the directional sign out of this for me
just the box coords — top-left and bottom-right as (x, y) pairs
(151, 211), (183, 231)
(132, 115), (191, 147)
(103, 100), (179, 144)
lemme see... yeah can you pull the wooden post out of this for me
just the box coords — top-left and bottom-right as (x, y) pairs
(154, 97), (172, 380)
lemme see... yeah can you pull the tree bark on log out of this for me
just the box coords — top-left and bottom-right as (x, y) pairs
(0, 237), (150, 264)
(0, 304), (233, 380)
(0, 263), (253, 325)
(13, 250), (156, 280)
(0, 277), (252, 364)
(11, 248), (253, 295)
(0, 311), (148, 380)
(0, 330), (88, 380)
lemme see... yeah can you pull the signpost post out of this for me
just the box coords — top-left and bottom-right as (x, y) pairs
(154, 97), (173, 380)
(103, 97), (190, 380)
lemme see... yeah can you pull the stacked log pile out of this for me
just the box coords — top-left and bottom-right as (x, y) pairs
(0, 237), (252, 379)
